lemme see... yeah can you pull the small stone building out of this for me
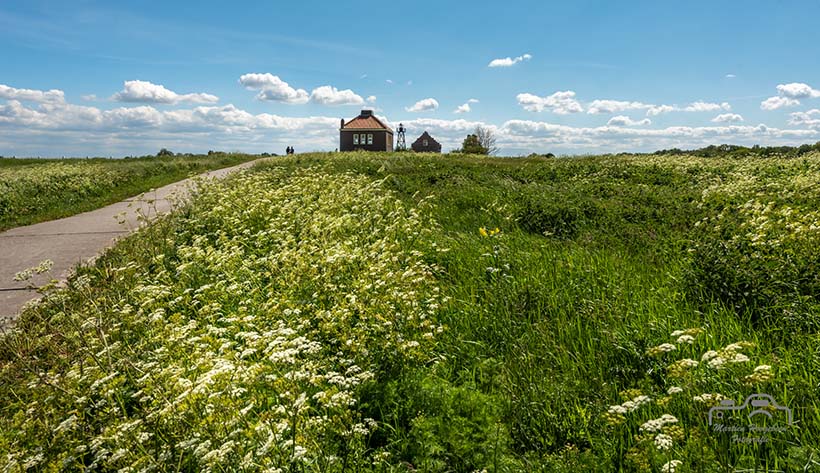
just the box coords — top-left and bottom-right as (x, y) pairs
(411, 131), (441, 153)
(339, 110), (394, 152)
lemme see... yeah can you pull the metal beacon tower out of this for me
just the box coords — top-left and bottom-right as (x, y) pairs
(396, 123), (407, 151)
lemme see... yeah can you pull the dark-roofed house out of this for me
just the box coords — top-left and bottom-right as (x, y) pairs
(411, 131), (442, 153)
(340, 110), (394, 152)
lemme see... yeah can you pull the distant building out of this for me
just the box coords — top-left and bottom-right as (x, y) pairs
(411, 131), (442, 153)
(340, 110), (394, 152)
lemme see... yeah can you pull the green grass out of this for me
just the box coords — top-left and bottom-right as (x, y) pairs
(1, 151), (819, 471)
(0, 153), (261, 231)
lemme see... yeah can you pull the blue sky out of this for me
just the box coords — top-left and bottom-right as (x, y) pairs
(2, 0), (820, 157)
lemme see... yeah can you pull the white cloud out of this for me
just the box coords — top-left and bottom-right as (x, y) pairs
(367, 95), (377, 103)
(761, 95), (800, 110)
(112, 80), (219, 105)
(82, 94), (97, 102)
(3, 84), (819, 157)
(406, 98), (439, 112)
(488, 53), (532, 68)
(788, 109), (820, 129)
(309, 86), (364, 106)
(646, 101), (730, 116)
(587, 100), (652, 114)
(454, 103), (471, 114)
(386, 79), (393, 84)
(712, 113), (744, 123)
(646, 104), (676, 116)
(761, 82), (820, 110)
(454, 99), (479, 114)
(517, 91), (583, 114)
(239, 73), (309, 104)
(0, 84), (65, 103)
(607, 116), (651, 127)
(777, 83), (820, 99)
(726, 74), (736, 79)
(239, 73), (366, 106)
(684, 101), (731, 112)
(586, 98), (730, 116)
(501, 119), (818, 153)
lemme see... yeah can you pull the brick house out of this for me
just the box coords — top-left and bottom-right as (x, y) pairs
(411, 131), (442, 153)
(339, 110), (394, 151)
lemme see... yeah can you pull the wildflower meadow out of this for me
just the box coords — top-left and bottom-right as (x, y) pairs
(0, 153), (256, 231)
(1, 151), (819, 471)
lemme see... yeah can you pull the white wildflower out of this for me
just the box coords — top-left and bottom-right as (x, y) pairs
(654, 433), (674, 450)
(662, 459), (683, 473)
(676, 334), (695, 344)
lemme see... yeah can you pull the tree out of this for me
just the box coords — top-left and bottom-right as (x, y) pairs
(459, 134), (488, 154)
(474, 126), (498, 155)
(157, 148), (174, 157)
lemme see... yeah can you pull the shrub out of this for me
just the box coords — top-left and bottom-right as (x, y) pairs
(685, 200), (820, 330)
(514, 193), (594, 239)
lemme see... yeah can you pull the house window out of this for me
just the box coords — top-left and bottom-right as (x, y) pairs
(423, 139), (429, 146)
(353, 134), (359, 145)
(367, 134), (373, 145)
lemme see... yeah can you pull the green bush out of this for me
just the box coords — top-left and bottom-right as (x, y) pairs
(685, 200), (820, 330)
(514, 194), (593, 239)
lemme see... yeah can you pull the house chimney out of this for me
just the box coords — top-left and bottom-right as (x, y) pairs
(360, 109), (373, 117)
(340, 118), (345, 128)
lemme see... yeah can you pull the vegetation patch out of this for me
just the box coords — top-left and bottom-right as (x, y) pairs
(2, 151), (820, 471)
(0, 153), (258, 231)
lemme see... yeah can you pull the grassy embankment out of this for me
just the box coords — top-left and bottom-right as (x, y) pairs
(0, 153), (260, 231)
(1, 151), (819, 471)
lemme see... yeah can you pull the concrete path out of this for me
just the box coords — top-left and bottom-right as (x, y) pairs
(0, 159), (263, 326)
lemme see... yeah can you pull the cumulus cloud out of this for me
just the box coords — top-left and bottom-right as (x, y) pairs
(454, 103), (471, 114)
(3, 83), (819, 157)
(239, 73), (309, 104)
(239, 73), (366, 106)
(406, 98), (439, 112)
(367, 95), (377, 103)
(112, 80), (219, 105)
(587, 100), (652, 114)
(500, 119), (818, 153)
(586, 97), (730, 116)
(309, 86), (365, 106)
(646, 101), (730, 116)
(684, 101), (731, 112)
(0, 84), (65, 103)
(788, 109), (820, 129)
(646, 104), (676, 116)
(761, 96), (800, 111)
(726, 74), (736, 79)
(777, 83), (820, 99)
(453, 99), (479, 114)
(488, 53), (532, 68)
(517, 91), (583, 114)
(761, 82), (820, 110)
(607, 116), (651, 127)
(712, 113), (744, 123)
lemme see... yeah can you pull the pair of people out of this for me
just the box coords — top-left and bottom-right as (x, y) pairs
(285, 146), (295, 155)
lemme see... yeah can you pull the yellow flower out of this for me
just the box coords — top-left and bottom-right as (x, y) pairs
(479, 227), (488, 237)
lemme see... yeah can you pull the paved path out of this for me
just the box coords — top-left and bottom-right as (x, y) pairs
(0, 159), (263, 326)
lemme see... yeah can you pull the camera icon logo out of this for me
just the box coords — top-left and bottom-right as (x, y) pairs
(708, 393), (793, 426)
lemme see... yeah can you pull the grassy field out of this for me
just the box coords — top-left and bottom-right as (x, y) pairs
(0, 153), (261, 231)
(1, 151), (819, 471)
